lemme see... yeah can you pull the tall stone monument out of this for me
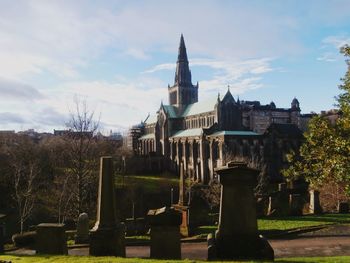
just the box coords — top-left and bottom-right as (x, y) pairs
(89, 156), (125, 256)
(207, 162), (274, 261)
(172, 162), (190, 236)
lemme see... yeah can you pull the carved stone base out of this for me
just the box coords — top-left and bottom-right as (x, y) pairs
(89, 225), (125, 256)
(207, 232), (274, 261)
(172, 204), (190, 237)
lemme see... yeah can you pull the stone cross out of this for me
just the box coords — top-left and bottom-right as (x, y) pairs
(207, 162), (274, 261)
(89, 156), (125, 256)
(178, 161), (186, 206)
(75, 213), (89, 244)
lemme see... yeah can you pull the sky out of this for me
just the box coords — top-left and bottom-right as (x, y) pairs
(0, 0), (350, 133)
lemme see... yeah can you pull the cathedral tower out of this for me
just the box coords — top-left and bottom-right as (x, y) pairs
(168, 34), (198, 107)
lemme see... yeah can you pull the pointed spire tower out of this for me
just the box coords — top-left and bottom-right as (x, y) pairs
(175, 34), (191, 85)
(168, 34), (198, 107)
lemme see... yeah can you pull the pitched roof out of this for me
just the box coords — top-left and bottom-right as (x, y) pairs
(210, 130), (259, 136)
(139, 133), (155, 140)
(181, 97), (218, 117)
(163, 105), (177, 118)
(171, 128), (203, 138)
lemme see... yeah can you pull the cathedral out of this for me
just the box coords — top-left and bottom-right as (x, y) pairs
(128, 35), (312, 184)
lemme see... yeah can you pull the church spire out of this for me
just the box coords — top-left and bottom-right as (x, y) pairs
(177, 34), (188, 62)
(174, 34), (192, 86)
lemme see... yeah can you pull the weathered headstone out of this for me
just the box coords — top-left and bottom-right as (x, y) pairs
(75, 213), (89, 244)
(89, 156), (125, 256)
(289, 194), (303, 216)
(267, 184), (290, 217)
(207, 162), (274, 261)
(338, 202), (349, 214)
(148, 207), (181, 259)
(36, 223), (67, 255)
(309, 190), (322, 214)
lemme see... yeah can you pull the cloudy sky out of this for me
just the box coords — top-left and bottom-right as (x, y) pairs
(0, 0), (349, 133)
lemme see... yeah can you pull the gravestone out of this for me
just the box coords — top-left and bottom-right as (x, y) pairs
(36, 223), (67, 255)
(207, 162), (274, 261)
(89, 156), (125, 256)
(338, 202), (349, 214)
(309, 190), (322, 214)
(289, 194), (303, 216)
(75, 213), (89, 244)
(148, 207), (181, 259)
(267, 183), (290, 217)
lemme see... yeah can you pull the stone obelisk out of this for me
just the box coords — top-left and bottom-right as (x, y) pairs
(89, 156), (125, 256)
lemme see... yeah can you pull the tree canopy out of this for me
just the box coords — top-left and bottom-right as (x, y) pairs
(283, 45), (350, 195)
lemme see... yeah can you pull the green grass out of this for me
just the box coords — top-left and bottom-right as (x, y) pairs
(1, 255), (350, 263)
(195, 214), (350, 238)
(115, 174), (179, 193)
(258, 214), (350, 231)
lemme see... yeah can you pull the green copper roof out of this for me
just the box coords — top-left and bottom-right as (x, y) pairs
(171, 128), (203, 138)
(210, 131), (259, 136)
(139, 133), (155, 140)
(163, 105), (177, 118)
(181, 97), (218, 117)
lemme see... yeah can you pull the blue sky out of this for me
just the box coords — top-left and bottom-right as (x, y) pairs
(0, 0), (349, 133)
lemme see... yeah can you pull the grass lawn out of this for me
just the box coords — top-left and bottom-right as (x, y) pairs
(1, 255), (350, 263)
(195, 214), (350, 237)
(258, 213), (350, 231)
(115, 173), (179, 193)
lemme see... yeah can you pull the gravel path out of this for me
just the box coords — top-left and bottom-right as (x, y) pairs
(8, 225), (350, 259)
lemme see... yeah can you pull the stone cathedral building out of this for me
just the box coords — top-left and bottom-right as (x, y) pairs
(128, 35), (311, 184)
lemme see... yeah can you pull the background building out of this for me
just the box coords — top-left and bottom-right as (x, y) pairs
(129, 35), (313, 184)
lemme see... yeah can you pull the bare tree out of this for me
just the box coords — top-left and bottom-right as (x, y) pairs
(64, 97), (100, 217)
(7, 135), (40, 233)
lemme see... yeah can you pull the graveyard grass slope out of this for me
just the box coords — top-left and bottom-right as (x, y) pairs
(2, 255), (350, 263)
(115, 173), (179, 193)
(195, 214), (350, 237)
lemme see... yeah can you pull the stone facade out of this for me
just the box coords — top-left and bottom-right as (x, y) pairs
(129, 35), (311, 184)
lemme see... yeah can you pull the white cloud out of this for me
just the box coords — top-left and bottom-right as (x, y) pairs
(143, 63), (175, 74)
(318, 35), (350, 63)
(125, 48), (150, 60)
(0, 78), (44, 100)
(144, 57), (274, 99)
(322, 35), (350, 49)
(317, 52), (337, 62)
(0, 112), (26, 124)
(0, 1), (301, 81)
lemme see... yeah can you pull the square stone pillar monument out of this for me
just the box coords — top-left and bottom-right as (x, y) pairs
(207, 162), (274, 261)
(89, 156), (125, 256)
(148, 207), (181, 259)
